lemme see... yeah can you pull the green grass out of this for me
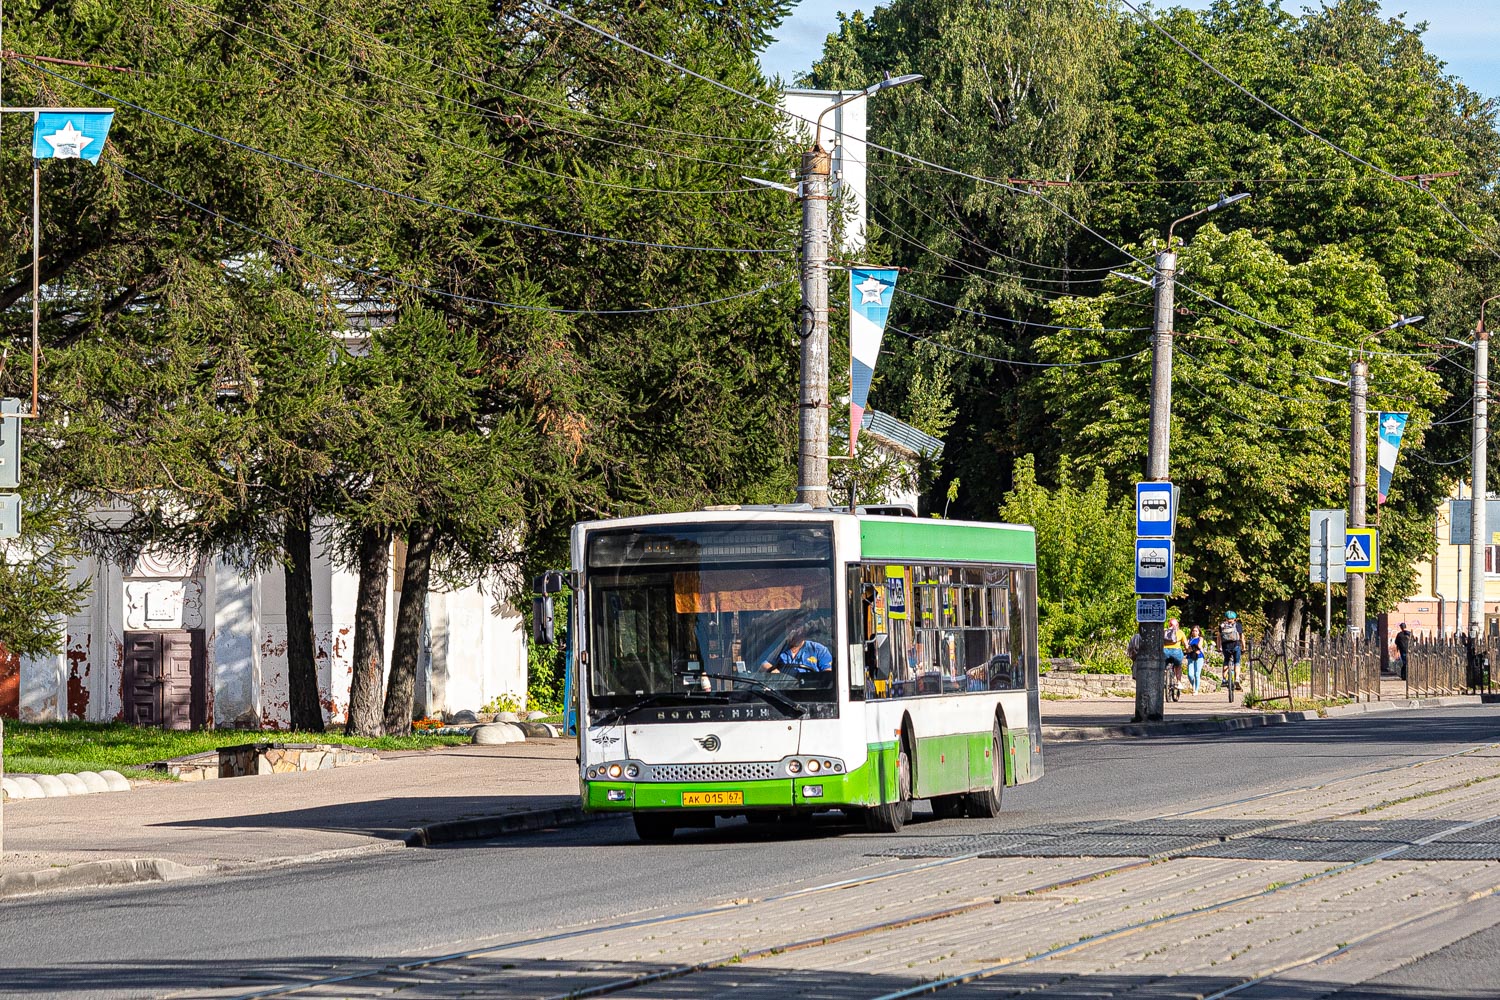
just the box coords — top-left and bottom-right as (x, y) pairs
(2, 721), (472, 780)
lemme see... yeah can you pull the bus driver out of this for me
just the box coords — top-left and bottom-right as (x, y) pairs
(762, 623), (833, 673)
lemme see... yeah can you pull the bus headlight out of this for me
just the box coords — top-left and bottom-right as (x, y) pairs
(803, 785), (823, 798)
(787, 760), (802, 774)
(608, 763), (623, 778)
(607, 789), (628, 801)
(807, 759), (821, 773)
(625, 764), (639, 778)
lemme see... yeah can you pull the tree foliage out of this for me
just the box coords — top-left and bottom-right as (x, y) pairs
(808, 0), (1500, 632)
(997, 455), (1135, 658)
(0, 0), (801, 727)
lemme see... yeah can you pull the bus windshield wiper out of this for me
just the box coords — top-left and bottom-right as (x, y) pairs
(592, 691), (729, 726)
(684, 672), (807, 718)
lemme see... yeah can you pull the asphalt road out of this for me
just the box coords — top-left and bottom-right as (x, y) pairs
(3, 705), (1498, 999)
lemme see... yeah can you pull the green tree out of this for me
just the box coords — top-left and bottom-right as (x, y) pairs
(997, 455), (1135, 658)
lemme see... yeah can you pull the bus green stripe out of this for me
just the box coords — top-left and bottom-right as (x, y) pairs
(859, 519), (1035, 565)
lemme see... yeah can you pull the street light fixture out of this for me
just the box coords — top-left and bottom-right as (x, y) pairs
(797, 72), (923, 509)
(1167, 192), (1251, 244)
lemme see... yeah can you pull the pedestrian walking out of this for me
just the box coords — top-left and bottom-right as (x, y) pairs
(1393, 622), (1412, 680)
(1185, 625), (1208, 694)
(1163, 618), (1186, 701)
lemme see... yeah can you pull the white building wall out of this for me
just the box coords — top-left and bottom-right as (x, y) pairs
(15, 537), (526, 727)
(779, 89), (869, 253)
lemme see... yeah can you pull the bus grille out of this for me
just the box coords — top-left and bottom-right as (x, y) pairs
(647, 762), (778, 782)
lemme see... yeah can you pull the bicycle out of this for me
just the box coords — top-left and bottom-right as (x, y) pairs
(1222, 645), (1243, 703)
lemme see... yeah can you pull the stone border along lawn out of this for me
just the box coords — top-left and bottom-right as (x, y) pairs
(2, 721), (472, 780)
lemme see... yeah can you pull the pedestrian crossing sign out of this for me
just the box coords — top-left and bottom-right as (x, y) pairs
(1345, 528), (1378, 574)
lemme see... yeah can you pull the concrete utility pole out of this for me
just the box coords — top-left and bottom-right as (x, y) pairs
(1348, 356), (1368, 640)
(1471, 296), (1498, 639)
(1132, 193), (1249, 724)
(796, 74), (921, 509)
(798, 144), (831, 508)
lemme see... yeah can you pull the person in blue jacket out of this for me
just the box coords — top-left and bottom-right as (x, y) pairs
(762, 623), (833, 673)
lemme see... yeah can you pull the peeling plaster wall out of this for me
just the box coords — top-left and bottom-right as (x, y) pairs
(9, 533), (524, 728)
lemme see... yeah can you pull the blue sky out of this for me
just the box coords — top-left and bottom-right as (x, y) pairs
(761, 1), (1500, 98)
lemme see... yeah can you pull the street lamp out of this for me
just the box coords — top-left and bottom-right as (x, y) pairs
(798, 73), (922, 509)
(1133, 192), (1251, 724)
(1330, 315), (1424, 640)
(1462, 296), (1500, 640)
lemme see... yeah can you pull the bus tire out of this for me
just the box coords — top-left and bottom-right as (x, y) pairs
(865, 739), (913, 833)
(964, 723), (1004, 819)
(634, 812), (678, 842)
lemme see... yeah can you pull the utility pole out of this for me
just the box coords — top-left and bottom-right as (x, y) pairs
(1348, 356), (1368, 640)
(1133, 247), (1176, 723)
(1471, 297), (1497, 639)
(1130, 192), (1251, 724)
(794, 75), (921, 510)
(797, 144), (831, 509)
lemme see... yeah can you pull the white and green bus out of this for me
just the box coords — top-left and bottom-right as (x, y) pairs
(553, 507), (1042, 841)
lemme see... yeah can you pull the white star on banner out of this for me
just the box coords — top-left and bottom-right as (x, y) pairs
(856, 276), (887, 305)
(42, 121), (93, 159)
(1382, 416), (1403, 436)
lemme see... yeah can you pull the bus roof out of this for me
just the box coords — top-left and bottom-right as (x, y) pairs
(572, 508), (1037, 566)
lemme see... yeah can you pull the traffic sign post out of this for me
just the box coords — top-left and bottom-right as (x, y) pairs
(1345, 528), (1378, 574)
(1135, 482), (1177, 537)
(1135, 598), (1167, 623)
(1134, 539), (1174, 595)
(1310, 509), (1346, 637)
(0, 398), (21, 490)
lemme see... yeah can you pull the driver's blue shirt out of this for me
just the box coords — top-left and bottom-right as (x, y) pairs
(775, 640), (833, 672)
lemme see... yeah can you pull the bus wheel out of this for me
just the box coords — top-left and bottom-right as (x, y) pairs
(634, 812), (678, 842)
(865, 741), (913, 833)
(964, 723), (1004, 819)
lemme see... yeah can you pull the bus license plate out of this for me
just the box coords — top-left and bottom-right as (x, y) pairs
(682, 791), (743, 807)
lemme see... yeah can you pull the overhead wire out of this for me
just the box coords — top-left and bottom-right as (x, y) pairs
(113, 164), (794, 316)
(17, 59), (791, 256)
(270, 0), (783, 149)
(530, 2), (1452, 365)
(888, 325), (1147, 368)
(1116, 0), (1500, 266)
(168, 1), (787, 196)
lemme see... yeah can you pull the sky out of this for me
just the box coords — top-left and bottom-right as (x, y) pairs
(760, 1), (1500, 98)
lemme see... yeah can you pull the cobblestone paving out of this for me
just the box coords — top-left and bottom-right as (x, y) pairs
(204, 746), (1500, 1000)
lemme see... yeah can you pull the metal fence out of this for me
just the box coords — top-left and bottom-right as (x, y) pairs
(1243, 634), (1382, 705)
(1403, 636), (1494, 698)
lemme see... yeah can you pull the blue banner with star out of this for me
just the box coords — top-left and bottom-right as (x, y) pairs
(33, 112), (114, 163)
(1377, 411), (1408, 504)
(849, 267), (899, 455)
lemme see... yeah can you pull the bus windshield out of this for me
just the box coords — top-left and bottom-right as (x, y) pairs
(585, 524), (838, 721)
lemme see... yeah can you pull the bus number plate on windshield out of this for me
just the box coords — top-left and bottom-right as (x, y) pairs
(682, 791), (743, 807)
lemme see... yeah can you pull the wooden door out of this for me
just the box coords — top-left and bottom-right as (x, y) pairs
(122, 631), (162, 726)
(124, 629), (207, 729)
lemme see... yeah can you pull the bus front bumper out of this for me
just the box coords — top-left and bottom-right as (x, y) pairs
(584, 770), (867, 812)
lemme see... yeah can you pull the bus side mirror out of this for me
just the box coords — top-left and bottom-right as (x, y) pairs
(532, 570), (565, 645)
(533, 596), (555, 645)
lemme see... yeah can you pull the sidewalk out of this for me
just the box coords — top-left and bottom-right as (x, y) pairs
(0, 685), (1485, 898)
(0, 740), (582, 896)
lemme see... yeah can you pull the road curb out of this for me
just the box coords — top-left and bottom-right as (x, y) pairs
(0, 857), (207, 900)
(405, 803), (610, 846)
(1043, 694), (1485, 742)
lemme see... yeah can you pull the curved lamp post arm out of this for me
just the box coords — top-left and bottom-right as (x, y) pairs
(1166, 191), (1251, 244)
(812, 73), (923, 150)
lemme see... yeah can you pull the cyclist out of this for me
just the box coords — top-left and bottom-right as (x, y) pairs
(1218, 611), (1244, 696)
(1163, 618), (1187, 701)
